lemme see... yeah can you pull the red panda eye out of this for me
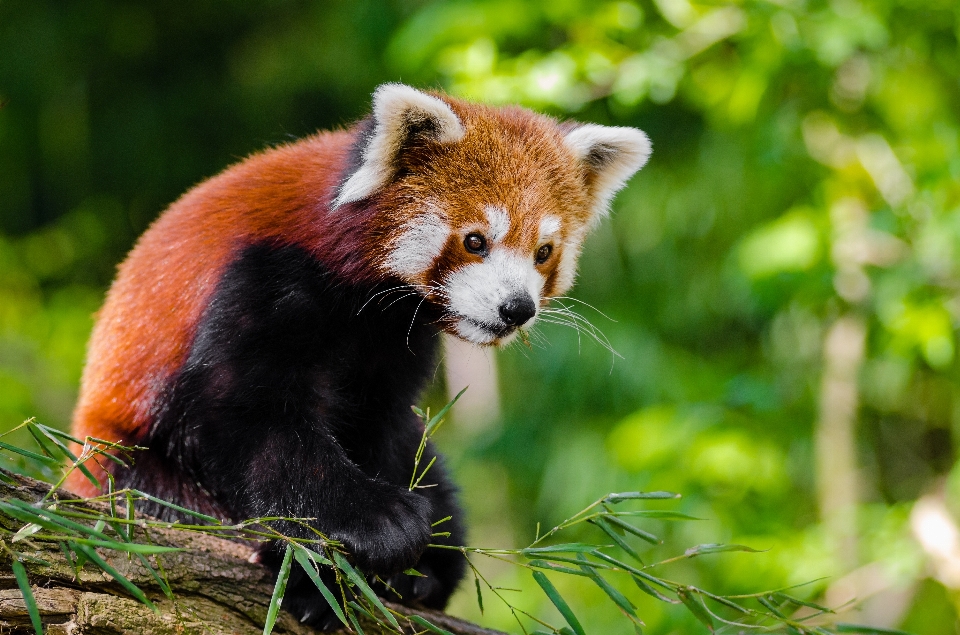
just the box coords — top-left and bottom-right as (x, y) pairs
(536, 244), (553, 264)
(464, 233), (487, 255)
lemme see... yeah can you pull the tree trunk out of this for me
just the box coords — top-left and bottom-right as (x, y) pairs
(0, 470), (503, 635)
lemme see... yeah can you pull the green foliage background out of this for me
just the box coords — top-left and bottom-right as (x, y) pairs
(1, 0), (959, 633)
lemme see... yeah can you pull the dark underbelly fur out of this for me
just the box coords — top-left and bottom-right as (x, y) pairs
(113, 242), (466, 627)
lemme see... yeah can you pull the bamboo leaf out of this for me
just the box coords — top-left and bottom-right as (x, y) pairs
(757, 595), (785, 618)
(532, 571), (585, 635)
(292, 546), (348, 627)
(347, 609), (366, 635)
(12, 560), (42, 635)
(131, 490), (222, 524)
(71, 542), (158, 612)
(2, 499), (114, 541)
(426, 386), (468, 433)
(576, 556), (641, 624)
(63, 537), (183, 554)
(12, 522), (42, 542)
(609, 510), (702, 521)
(474, 575), (484, 613)
(522, 543), (602, 555)
(527, 559), (593, 577)
(632, 575), (679, 604)
(263, 544), (293, 635)
(683, 543), (763, 557)
(409, 615), (456, 635)
(332, 550), (400, 630)
(0, 440), (61, 466)
(677, 587), (713, 632)
(604, 516), (660, 545)
(603, 492), (680, 503)
(773, 593), (833, 613)
(590, 517), (643, 563)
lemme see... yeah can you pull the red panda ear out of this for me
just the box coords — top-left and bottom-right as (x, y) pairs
(563, 124), (652, 220)
(333, 84), (465, 208)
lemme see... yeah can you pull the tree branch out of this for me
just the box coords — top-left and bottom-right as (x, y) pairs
(0, 470), (504, 635)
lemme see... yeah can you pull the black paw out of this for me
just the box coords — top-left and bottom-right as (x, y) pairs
(331, 486), (433, 576)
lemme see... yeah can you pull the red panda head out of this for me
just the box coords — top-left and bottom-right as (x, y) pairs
(334, 84), (651, 346)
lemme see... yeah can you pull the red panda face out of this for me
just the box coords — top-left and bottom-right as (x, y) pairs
(334, 84), (651, 346)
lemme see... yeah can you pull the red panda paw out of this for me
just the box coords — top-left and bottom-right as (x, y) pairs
(332, 486), (433, 576)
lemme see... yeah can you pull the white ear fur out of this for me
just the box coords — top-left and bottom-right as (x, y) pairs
(563, 124), (652, 218)
(333, 84), (465, 208)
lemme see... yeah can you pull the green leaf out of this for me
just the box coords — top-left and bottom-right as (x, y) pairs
(403, 567), (426, 577)
(677, 587), (713, 632)
(610, 510), (702, 521)
(2, 499), (114, 541)
(683, 543), (763, 557)
(590, 517), (643, 563)
(12, 522), (42, 542)
(522, 543), (601, 555)
(33, 423), (85, 446)
(71, 542), (158, 612)
(292, 546), (348, 627)
(124, 491), (135, 541)
(332, 551), (400, 630)
(134, 552), (174, 600)
(524, 553), (614, 569)
(426, 386), (468, 432)
(347, 608), (366, 635)
(64, 537), (183, 554)
(409, 615), (456, 635)
(27, 423), (63, 460)
(699, 592), (749, 614)
(263, 544), (293, 635)
(632, 575), (679, 604)
(131, 490), (222, 524)
(576, 556), (641, 624)
(0, 439), (61, 466)
(527, 559), (593, 577)
(835, 625), (914, 635)
(603, 516), (660, 545)
(296, 545), (333, 566)
(773, 593), (833, 613)
(603, 492), (680, 503)
(12, 560), (43, 635)
(532, 570), (586, 635)
(757, 595), (785, 618)
(474, 575), (484, 613)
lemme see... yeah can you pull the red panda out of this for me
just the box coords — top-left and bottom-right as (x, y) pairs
(67, 84), (650, 625)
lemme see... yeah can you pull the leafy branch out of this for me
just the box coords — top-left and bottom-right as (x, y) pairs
(0, 406), (909, 635)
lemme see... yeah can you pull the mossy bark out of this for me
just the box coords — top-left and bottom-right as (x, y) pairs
(0, 470), (502, 635)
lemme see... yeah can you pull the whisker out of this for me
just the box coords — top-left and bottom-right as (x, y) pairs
(550, 296), (617, 322)
(407, 295), (429, 351)
(358, 285), (412, 314)
(383, 291), (419, 311)
(539, 315), (621, 361)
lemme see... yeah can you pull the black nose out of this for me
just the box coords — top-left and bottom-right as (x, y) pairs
(498, 295), (536, 327)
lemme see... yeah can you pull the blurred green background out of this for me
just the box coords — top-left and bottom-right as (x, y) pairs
(2, 0), (959, 632)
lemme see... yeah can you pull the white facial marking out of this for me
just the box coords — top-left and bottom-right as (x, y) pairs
(445, 248), (544, 345)
(539, 215), (561, 241)
(384, 208), (450, 277)
(485, 205), (511, 243)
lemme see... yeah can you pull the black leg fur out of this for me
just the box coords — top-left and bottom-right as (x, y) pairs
(114, 242), (466, 625)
